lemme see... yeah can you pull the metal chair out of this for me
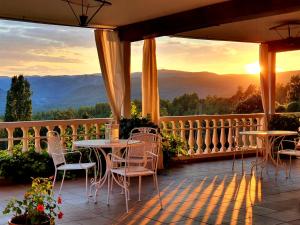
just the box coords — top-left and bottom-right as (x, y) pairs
(107, 134), (163, 213)
(277, 136), (300, 177)
(47, 131), (96, 196)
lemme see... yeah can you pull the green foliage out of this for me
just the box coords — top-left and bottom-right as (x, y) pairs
(268, 114), (300, 131)
(33, 103), (112, 120)
(287, 75), (300, 102)
(131, 100), (141, 118)
(3, 177), (63, 225)
(268, 114), (300, 150)
(161, 133), (187, 156)
(4, 75), (32, 122)
(0, 145), (54, 183)
(170, 93), (201, 116)
(235, 94), (263, 114)
(276, 104), (286, 112)
(286, 101), (300, 112)
(119, 116), (158, 139)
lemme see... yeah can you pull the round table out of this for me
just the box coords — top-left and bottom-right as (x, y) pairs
(239, 130), (298, 176)
(73, 139), (141, 202)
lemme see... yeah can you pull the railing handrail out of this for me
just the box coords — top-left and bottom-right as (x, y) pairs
(0, 118), (112, 129)
(159, 113), (264, 122)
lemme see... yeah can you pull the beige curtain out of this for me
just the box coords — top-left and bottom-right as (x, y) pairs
(259, 43), (276, 129)
(94, 30), (131, 121)
(142, 38), (160, 124)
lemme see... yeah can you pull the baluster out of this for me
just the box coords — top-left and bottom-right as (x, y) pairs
(256, 117), (263, 148)
(212, 119), (219, 153)
(71, 124), (78, 150)
(59, 125), (66, 147)
(95, 123), (101, 139)
(171, 121), (176, 137)
(196, 120), (203, 154)
(235, 119), (240, 148)
(21, 127), (29, 152)
(188, 120), (195, 155)
(33, 126), (41, 152)
(46, 126), (54, 133)
(220, 119), (226, 152)
(6, 127), (14, 154)
(204, 119), (211, 153)
(227, 119), (233, 151)
(249, 118), (255, 147)
(161, 121), (168, 135)
(83, 124), (90, 140)
(242, 119), (248, 148)
(179, 121), (186, 152)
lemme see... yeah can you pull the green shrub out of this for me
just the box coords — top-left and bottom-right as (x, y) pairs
(268, 114), (300, 150)
(286, 101), (300, 112)
(161, 133), (187, 156)
(276, 105), (286, 112)
(119, 116), (158, 139)
(0, 147), (54, 183)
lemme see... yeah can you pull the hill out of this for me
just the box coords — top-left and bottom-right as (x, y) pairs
(0, 69), (298, 115)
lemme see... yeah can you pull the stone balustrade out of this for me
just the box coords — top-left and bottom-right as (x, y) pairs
(0, 118), (112, 153)
(0, 114), (265, 158)
(159, 113), (265, 156)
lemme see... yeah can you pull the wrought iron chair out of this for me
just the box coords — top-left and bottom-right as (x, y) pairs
(110, 127), (159, 194)
(47, 131), (96, 196)
(107, 134), (163, 213)
(277, 134), (300, 177)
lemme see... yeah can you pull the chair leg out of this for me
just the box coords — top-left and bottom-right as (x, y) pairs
(241, 149), (244, 174)
(276, 152), (279, 177)
(52, 169), (57, 195)
(138, 176), (142, 201)
(289, 155), (292, 178)
(124, 177), (129, 213)
(107, 172), (111, 205)
(85, 169), (88, 198)
(232, 148), (236, 171)
(154, 174), (163, 209)
(58, 170), (66, 196)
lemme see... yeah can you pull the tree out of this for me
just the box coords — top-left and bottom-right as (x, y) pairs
(235, 94), (263, 114)
(4, 75), (32, 122)
(287, 75), (300, 102)
(170, 93), (200, 116)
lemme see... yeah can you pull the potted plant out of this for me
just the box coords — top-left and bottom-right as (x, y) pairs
(3, 177), (63, 225)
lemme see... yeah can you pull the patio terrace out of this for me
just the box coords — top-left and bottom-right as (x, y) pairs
(2, 157), (300, 225)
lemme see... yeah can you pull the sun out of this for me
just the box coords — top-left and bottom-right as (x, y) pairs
(245, 62), (260, 75)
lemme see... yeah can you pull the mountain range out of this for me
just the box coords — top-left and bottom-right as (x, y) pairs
(0, 69), (299, 115)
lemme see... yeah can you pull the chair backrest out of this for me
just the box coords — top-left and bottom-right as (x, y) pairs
(124, 134), (161, 173)
(130, 127), (158, 136)
(47, 131), (66, 166)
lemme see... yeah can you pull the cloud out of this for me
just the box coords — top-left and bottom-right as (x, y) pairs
(0, 20), (97, 76)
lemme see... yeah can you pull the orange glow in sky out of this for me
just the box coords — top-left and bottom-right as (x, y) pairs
(1, 20), (300, 76)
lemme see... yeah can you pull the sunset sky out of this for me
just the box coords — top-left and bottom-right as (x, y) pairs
(1, 19), (300, 77)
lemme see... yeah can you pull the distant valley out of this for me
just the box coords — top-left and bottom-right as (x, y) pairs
(0, 69), (299, 115)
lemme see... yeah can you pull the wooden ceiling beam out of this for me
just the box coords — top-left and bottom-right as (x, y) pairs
(117, 0), (300, 42)
(267, 37), (300, 52)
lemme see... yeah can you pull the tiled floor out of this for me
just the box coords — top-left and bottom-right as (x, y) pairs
(2, 157), (300, 225)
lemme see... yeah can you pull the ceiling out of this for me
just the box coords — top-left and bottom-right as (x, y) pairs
(175, 11), (300, 43)
(1, 0), (300, 44)
(0, 0), (226, 28)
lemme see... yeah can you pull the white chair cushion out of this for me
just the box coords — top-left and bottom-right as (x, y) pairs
(111, 166), (154, 177)
(57, 162), (96, 170)
(278, 150), (300, 156)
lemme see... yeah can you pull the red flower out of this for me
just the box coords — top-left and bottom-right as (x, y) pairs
(58, 211), (64, 219)
(36, 204), (44, 212)
(57, 196), (62, 204)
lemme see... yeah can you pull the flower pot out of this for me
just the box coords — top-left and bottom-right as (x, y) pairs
(9, 215), (50, 225)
